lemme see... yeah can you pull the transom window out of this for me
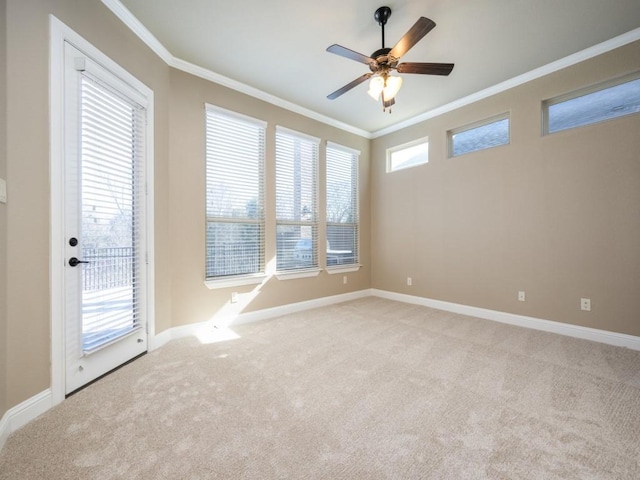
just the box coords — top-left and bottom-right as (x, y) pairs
(386, 137), (429, 172)
(543, 73), (640, 134)
(448, 113), (510, 157)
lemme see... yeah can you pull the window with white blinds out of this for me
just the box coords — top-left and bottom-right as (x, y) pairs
(326, 142), (359, 268)
(205, 105), (266, 279)
(79, 73), (146, 352)
(275, 126), (319, 272)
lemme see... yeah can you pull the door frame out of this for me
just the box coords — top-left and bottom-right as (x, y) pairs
(49, 16), (156, 405)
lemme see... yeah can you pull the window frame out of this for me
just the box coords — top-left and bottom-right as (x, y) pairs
(386, 137), (429, 173)
(204, 104), (267, 289)
(542, 71), (640, 135)
(325, 141), (360, 273)
(447, 112), (510, 158)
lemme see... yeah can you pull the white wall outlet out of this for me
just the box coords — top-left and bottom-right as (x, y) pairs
(581, 298), (591, 311)
(407, 277), (412, 286)
(343, 276), (348, 285)
(231, 292), (238, 304)
(518, 291), (525, 302)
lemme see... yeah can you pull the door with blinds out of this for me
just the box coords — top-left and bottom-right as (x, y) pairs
(63, 43), (149, 394)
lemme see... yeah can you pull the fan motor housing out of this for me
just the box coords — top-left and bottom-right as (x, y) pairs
(369, 48), (398, 72)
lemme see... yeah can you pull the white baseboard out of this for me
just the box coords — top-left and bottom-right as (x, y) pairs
(0, 411), (9, 452)
(2, 288), (638, 456)
(227, 289), (374, 326)
(150, 289), (373, 349)
(371, 289), (640, 351)
(0, 389), (53, 452)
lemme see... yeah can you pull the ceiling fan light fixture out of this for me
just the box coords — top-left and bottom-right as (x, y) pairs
(368, 74), (402, 104)
(326, 7), (454, 114)
(383, 75), (402, 100)
(367, 76), (385, 101)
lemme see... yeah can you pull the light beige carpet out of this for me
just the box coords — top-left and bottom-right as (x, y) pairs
(1, 297), (639, 479)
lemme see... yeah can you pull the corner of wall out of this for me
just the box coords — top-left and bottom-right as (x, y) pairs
(0, 0), (10, 420)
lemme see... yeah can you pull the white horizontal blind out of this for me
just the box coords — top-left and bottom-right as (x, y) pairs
(79, 73), (145, 353)
(326, 143), (359, 267)
(275, 127), (319, 271)
(205, 106), (266, 278)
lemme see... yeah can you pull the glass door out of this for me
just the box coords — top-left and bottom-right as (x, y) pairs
(64, 43), (148, 394)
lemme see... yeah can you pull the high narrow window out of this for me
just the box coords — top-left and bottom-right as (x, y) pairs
(326, 142), (359, 268)
(205, 105), (266, 279)
(543, 73), (640, 134)
(275, 126), (319, 272)
(448, 113), (510, 157)
(387, 137), (428, 172)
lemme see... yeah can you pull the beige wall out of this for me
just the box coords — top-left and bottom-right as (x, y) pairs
(3, 0), (371, 413)
(372, 41), (640, 337)
(1, 0), (8, 418)
(168, 69), (370, 327)
(5, 0), (172, 408)
(2, 0), (638, 421)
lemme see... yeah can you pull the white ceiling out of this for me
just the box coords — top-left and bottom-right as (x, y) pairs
(115, 0), (640, 136)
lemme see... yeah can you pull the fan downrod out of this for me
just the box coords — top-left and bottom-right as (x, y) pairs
(374, 6), (391, 50)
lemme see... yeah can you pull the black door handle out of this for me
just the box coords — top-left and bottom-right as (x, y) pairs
(69, 257), (90, 267)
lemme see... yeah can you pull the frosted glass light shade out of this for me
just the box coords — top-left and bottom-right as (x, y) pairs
(367, 75), (403, 103)
(367, 76), (385, 100)
(383, 76), (402, 100)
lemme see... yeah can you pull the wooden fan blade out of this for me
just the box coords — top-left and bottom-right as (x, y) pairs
(389, 17), (436, 59)
(397, 62), (454, 75)
(327, 73), (373, 100)
(327, 44), (377, 67)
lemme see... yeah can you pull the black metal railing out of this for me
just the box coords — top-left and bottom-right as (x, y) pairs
(82, 247), (134, 291)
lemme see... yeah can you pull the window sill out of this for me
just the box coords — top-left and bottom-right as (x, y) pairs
(326, 264), (361, 274)
(275, 268), (322, 281)
(205, 274), (267, 290)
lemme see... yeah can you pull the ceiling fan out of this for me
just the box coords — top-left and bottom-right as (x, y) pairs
(326, 6), (454, 112)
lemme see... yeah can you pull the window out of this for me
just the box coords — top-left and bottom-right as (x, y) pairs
(543, 73), (640, 134)
(387, 137), (428, 172)
(77, 70), (147, 352)
(326, 142), (359, 268)
(275, 126), (319, 273)
(448, 113), (510, 157)
(205, 105), (266, 280)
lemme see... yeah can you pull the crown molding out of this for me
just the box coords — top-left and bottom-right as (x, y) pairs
(170, 57), (372, 138)
(101, 0), (371, 139)
(102, 0), (639, 140)
(371, 27), (640, 138)
(101, 0), (173, 63)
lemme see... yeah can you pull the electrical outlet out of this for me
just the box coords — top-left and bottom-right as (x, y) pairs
(518, 291), (525, 302)
(231, 292), (238, 304)
(581, 298), (591, 311)
(407, 277), (412, 286)
(343, 275), (348, 285)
